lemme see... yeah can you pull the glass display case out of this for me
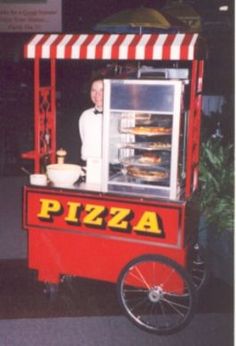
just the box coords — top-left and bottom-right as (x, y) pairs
(102, 79), (186, 200)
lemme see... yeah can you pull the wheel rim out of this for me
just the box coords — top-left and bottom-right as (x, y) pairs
(118, 255), (196, 335)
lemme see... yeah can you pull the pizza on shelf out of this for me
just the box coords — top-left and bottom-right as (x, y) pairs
(127, 166), (168, 181)
(148, 142), (171, 149)
(123, 127), (172, 135)
(137, 154), (162, 164)
(126, 141), (171, 150)
(121, 154), (164, 166)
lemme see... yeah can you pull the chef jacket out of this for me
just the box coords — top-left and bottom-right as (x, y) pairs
(79, 107), (102, 161)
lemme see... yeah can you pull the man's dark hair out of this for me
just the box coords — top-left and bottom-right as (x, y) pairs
(89, 74), (104, 88)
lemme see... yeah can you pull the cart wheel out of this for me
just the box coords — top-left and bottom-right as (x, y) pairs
(117, 254), (196, 335)
(190, 243), (209, 291)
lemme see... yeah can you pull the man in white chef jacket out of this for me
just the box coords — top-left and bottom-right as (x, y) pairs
(78, 77), (104, 184)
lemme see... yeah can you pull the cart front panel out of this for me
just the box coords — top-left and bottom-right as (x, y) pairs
(23, 186), (187, 284)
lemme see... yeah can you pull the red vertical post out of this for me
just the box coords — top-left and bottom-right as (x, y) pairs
(192, 60), (204, 191)
(185, 60), (204, 197)
(34, 58), (40, 173)
(185, 60), (197, 197)
(50, 58), (56, 164)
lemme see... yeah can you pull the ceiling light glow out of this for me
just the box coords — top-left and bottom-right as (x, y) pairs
(219, 5), (229, 11)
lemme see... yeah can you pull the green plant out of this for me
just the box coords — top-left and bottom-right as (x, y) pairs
(199, 138), (234, 232)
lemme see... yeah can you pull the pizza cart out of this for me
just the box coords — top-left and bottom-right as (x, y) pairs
(22, 33), (205, 335)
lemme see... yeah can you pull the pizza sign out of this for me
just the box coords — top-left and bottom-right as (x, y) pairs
(37, 198), (164, 236)
(24, 188), (182, 246)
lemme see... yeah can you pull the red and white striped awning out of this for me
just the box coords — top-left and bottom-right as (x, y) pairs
(24, 33), (204, 61)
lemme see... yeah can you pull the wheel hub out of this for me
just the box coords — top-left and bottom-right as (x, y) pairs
(148, 286), (163, 303)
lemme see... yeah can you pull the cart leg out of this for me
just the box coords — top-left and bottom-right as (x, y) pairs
(43, 282), (59, 301)
(61, 275), (74, 284)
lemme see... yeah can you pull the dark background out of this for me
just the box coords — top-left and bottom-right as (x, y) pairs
(0, 4), (233, 339)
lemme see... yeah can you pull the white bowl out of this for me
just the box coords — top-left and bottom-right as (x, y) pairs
(30, 174), (47, 186)
(46, 164), (83, 187)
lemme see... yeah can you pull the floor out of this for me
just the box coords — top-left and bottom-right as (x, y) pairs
(0, 259), (233, 320)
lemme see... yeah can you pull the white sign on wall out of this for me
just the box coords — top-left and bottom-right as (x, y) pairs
(0, 0), (62, 32)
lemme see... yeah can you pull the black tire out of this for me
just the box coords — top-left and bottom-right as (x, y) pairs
(117, 254), (196, 335)
(190, 243), (210, 292)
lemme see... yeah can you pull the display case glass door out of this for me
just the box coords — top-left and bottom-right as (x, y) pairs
(102, 79), (185, 200)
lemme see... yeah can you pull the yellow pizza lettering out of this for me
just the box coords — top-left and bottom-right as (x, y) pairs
(37, 198), (61, 219)
(108, 207), (131, 231)
(65, 202), (81, 223)
(133, 211), (162, 235)
(83, 204), (105, 227)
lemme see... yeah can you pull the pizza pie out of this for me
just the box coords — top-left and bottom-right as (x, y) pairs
(146, 142), (171, 150)
(127, 166), (168, 181)
(126, 142), (171, 150)
(121, 154), (163, 166)
(123, 127), (171, 135)
(137, 154), (162, 164)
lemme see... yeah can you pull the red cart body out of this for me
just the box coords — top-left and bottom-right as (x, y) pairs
(23, 185), (193, 285)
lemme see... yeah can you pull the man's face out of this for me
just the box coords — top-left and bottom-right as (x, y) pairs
(90, 80), (103, 110)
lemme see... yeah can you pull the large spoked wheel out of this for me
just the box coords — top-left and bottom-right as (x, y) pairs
(117, 254), (196, 335)
(190, 243), (209, 291)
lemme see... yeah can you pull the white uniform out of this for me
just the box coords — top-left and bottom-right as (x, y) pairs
(79, 107), (102, 161)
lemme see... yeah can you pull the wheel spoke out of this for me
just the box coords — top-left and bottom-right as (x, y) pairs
(162, 296), (190, 315)
(128, 265), (151, 289)
(151, 261), (158, 287)
(159, 267), (176, 289)
(158, 299), (172, 327)
(128, 296), (149, 313)
(124, 287), (147, 293)
(192, 267), (204, 274)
